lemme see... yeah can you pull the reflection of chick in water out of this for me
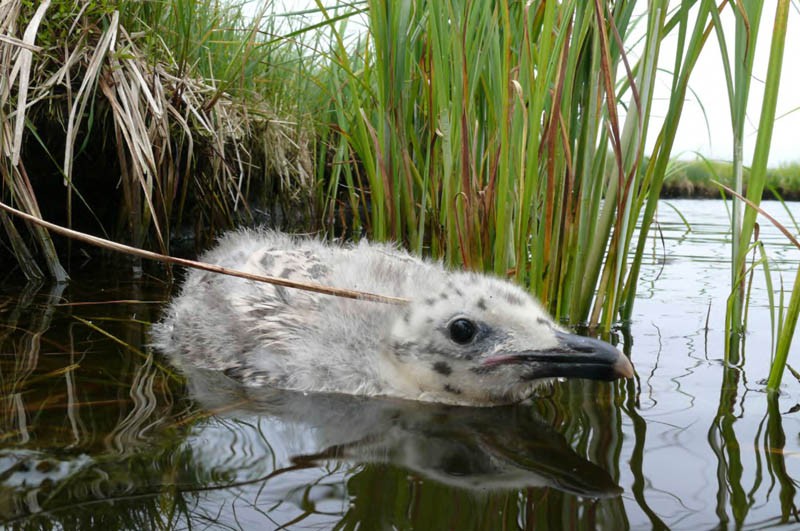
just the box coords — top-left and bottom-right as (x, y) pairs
(182, 367), (622, 498)
(153, 231), (632, 406)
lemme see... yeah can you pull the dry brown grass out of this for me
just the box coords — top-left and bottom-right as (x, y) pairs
(1, 0), (314, 279)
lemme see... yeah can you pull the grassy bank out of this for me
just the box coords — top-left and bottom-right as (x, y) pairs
(661, 159), (800, 200)
(1, 0), (319, 279)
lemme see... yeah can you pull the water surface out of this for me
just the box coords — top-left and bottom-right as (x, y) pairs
(1, 199), (799, 529)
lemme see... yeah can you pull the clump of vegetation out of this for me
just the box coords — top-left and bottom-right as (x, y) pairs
(321, 1), (729, 331)
(1, 0), (315, 279)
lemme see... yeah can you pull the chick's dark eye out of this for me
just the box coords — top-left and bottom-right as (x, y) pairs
(448, 318), (477, 344)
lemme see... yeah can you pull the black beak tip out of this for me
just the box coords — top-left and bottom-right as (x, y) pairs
(554, 331), (634, 380)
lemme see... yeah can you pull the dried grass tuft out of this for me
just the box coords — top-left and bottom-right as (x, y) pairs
(0, 0), (315, 278)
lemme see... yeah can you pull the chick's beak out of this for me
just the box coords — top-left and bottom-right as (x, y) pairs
(482, 330), (634, 381)
(550, 331), (634, 380)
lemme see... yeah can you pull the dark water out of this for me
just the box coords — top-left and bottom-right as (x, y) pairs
(1, 199), (799, 530)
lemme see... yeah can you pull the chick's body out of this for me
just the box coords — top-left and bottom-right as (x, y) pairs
(153, 231), (632, 406)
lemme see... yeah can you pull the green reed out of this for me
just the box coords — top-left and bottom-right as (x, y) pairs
(705, 0), (795, 386)
(324, 0), (726, 330)
(323, 0), (798, 384)
(743, 2), (795, 391)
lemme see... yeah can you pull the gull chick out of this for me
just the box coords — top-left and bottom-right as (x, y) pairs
(152, 230), (633, 406)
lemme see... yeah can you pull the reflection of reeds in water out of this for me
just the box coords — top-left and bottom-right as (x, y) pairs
(0, 282), (178, 448)
(1, 282), (65, 444)
(99, 351), (165, 455)
(706, 365), (800, 527)
(0, 278), (193, 526)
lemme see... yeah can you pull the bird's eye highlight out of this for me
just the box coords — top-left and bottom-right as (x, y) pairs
(448, 318), (477, 344)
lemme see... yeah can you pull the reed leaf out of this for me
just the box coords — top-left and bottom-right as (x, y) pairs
(621, 0), (716, 323)
(730, 0), (790, 363)
(710, 0), (764, 359)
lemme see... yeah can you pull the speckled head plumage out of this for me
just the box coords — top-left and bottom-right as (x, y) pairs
(383, 271), (631, 405)
(152, 230), (633, 406)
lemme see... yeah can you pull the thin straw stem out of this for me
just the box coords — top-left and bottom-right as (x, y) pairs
(0, 200), (408, 306)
